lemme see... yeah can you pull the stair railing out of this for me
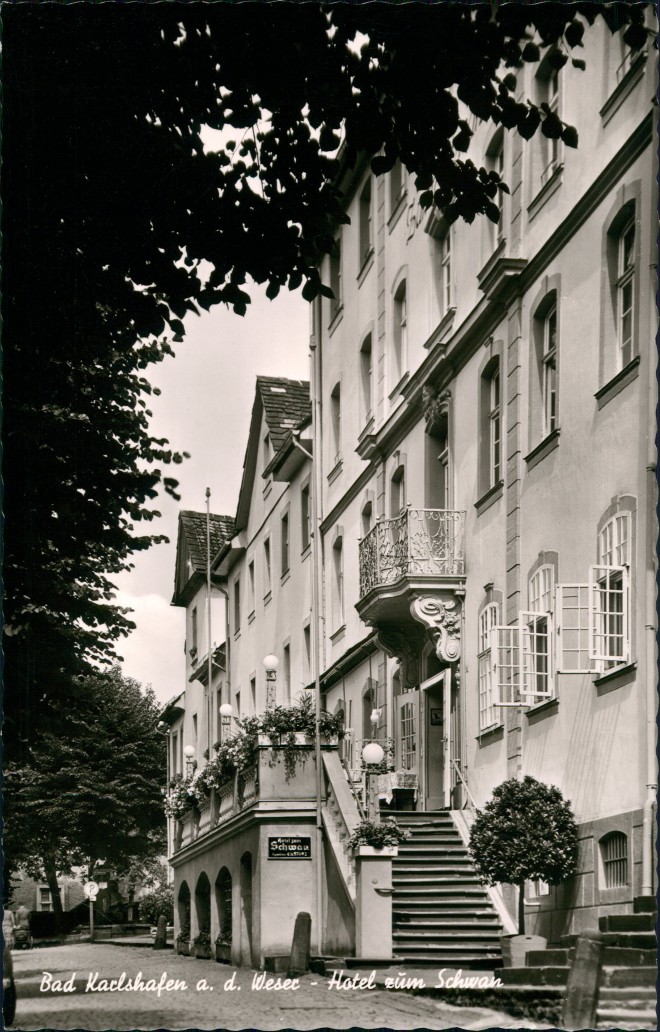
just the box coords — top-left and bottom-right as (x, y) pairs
(451, 758), (478, 815)
(339, 755), (367, 821)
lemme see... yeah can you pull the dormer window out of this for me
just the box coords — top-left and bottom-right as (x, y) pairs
(263, 432), (272, 470)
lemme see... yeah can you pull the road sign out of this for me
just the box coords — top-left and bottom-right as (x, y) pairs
(83, 881), (99, 899)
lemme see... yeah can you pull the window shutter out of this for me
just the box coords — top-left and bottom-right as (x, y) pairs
(589, 564), (629, 663)
(556, 584), (593, 672)
(520, 611), (554, 701)
(490, 624), (522, 707)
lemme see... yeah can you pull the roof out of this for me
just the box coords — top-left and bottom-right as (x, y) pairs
(179, 510), (234, 573)
(172, 510), (234, 606)
(257, 376), (311, 453)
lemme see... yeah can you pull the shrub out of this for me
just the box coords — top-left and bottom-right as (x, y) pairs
(137, 885), (174, 925)
(348, 817), (411, 851)
(469, 775), (579, 933)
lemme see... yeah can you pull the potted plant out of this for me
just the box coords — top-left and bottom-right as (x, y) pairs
(469, 776), (579, 967)
(175, 927), (191, 956)
(215, 929), (232, 963)
(348, 816), (411, 855)
(163, 774), (198, 822)
(193, 930), (212, 959)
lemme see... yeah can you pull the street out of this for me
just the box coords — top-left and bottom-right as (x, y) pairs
(9, 943), (516, 1030)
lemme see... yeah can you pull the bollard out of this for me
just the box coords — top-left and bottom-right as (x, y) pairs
(287, 912), (311, 977)
(153, 914), (168, 951)
(562, 933), (602, 1030)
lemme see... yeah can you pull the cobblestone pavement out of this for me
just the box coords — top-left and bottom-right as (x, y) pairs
(9, 943), (518, 1031)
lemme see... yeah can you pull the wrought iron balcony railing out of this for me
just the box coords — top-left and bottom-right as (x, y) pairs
(358, 507), (466, 598)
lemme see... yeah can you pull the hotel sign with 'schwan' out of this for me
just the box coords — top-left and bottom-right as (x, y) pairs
(268, 836), (312, 860)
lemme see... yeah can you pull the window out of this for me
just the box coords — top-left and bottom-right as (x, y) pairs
(600, 831), (628, 888)
(191, 607), (198, 653)
(537, 66), (561, 186)
(389, 161), (405, 213)
(486, 129), (505, 248)
(360, 333), (373, 424)
(556, 508), (632, 673)
(248, 560), (255, 616)
(250, 675), (256, 714)
(281, 511), (290, 577)
(263, 538), (272, 597)
(233, 579), (241, 633)
(361, 500), (373, 539)
(330, 239), (342, 319)
(523, 565), (555, 701)
(541, 306), (558, 437)
(616, 217), (635, 369)
(39, 888), (53, 912)
(399, 700), (416, 770)
(478, 349), (503, 502)
(592, 513), (630, 666)
(478, 603), (499, 730)
(390, 465), (406, 516)
(301, 482), (311, 552)
(263, 432), (272, 474)
(283, 643), (291, 705)
(392, 280), (407, 386)
(303, 622), (311, 682)
(359, 178), (373, 265)
(332, 537), (344, 630)
(330, 382), (341, 464)
(440, 230), (452, 315)
(488, 365), (501, 488)
(172, 731), (179, 776)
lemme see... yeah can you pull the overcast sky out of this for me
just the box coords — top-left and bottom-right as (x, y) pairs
(113, 285), (309, 704)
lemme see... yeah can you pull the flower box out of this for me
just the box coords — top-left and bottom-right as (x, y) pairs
(215, 943), (232, 964)
(194, 944), (213, 960)
(354, 845), (399, 858)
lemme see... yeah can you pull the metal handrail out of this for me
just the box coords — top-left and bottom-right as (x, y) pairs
(451, 758), (478, 815)
(339, 755), (367, 821)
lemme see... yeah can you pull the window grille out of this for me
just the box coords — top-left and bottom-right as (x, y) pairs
(491, 624), (522, 707)
(521, 611), (554, 700)
(556, 584), (592, 672)
(601, 831), (628, 888)
(589, 564), (629, 664)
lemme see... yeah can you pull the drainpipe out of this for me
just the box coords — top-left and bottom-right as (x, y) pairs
(307, 302), (326, 955)
(639, 117), (655, 899)
(205, 488), (213, 756)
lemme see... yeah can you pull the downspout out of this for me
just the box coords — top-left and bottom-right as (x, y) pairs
(310, 298), (325, 955)
(641, 250), (657, 898)
(205, 488), (213, 756)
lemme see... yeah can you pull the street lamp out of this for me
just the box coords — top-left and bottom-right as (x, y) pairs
(183, 744), (195, 775)
(362, 741), (385, 821)
(263, 654), (279, 710)
(219, 703), (233, 738)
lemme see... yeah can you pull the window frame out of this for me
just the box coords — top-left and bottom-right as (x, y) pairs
(332, 535), (345, 631)
(280, 509), (290, 578)
(392, 279), (408, 387)
(263, 537), (272, 598)
(488, 366), (501, 489)
(616, 217), (635, 370)
(478, 602), (499, 731)
(330, 381), (341, 465)
(358, 177), (373, 267)
(541, 305), (558, 438)
(359, 332), (373, 425)
(300, 481), (311, 554)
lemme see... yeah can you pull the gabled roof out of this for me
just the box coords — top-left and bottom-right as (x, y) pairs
(234, 377), (311, 533)
(172, 510), (234, 606)
(258, 376), (311, 452)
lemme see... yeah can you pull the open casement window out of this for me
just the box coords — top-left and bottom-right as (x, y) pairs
(589, 564), (629, 666)
(490, 612), (555, 709)
(556, 584), (593, 673)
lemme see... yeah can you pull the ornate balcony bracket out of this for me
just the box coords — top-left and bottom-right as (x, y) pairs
(410, 594), (461, 664)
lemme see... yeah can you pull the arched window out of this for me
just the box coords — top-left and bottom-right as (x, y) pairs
(215, 867), (232, 954)
(600, 831), (628, 888)
(390, 464), (406, 516)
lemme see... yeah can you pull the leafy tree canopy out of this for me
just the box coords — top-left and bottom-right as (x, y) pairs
(3, 669), (167, 914)
(3, 3), (649, 755)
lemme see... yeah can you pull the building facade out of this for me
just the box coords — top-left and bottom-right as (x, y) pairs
(164, 21), (656, 962)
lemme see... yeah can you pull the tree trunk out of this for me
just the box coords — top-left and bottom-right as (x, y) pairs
(43, 856), (64, 917)
(518, 882), (525, 936)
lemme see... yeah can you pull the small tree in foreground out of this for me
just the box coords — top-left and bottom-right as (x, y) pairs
(468, 776), (578, 935)
(138, 886), (174, 926)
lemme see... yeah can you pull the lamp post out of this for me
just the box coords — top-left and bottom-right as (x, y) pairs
(362, 741), (385, 822)
(219, 703), (233, 739)
(263, 654), (279, 710)
(183, 744), (195, 776)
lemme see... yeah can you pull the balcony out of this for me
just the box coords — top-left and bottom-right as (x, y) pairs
(357, 508), (466, 668)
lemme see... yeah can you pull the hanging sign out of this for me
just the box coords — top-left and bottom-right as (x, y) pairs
(83, 881), (99, 899)
(268, 836), (312, 860)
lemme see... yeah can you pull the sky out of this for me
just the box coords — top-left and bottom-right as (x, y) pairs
(113, 285), (309, 704)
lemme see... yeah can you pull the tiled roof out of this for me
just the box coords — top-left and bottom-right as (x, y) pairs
(257, 376), (311, 453)
(179, 510), (234, 571)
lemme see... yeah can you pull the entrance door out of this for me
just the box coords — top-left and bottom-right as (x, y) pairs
(395, 690), (420, 779)
(420, 669), (452, 809)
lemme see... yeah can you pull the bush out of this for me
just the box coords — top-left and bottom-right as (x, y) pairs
(348, 817), (411, 850)
(469, 776), (578, 933)
(137, 885), (174, 925)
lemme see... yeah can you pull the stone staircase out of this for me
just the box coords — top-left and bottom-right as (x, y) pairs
(389, 811), (503, 967)
(498, 896), (657, 1030)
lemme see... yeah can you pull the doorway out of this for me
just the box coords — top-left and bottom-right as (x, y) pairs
(419, 668), (453, 810)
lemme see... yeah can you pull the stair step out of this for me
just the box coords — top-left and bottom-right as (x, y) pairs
(601, 946), (657, 966)
(499, 967), (570, 987)
(394, 866), (476, 876)
(602, 966), (658, 987)
(392, 948), (501, 960)
(599, 987), (657, 1001)
(526, 949), (571, 966)
(597, 1007), (657, 1022)
(394, 915), (501, 927)
(599, 913), (657, 933)
(633, 895), (658, 914)
(393, 929), (502, 941)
